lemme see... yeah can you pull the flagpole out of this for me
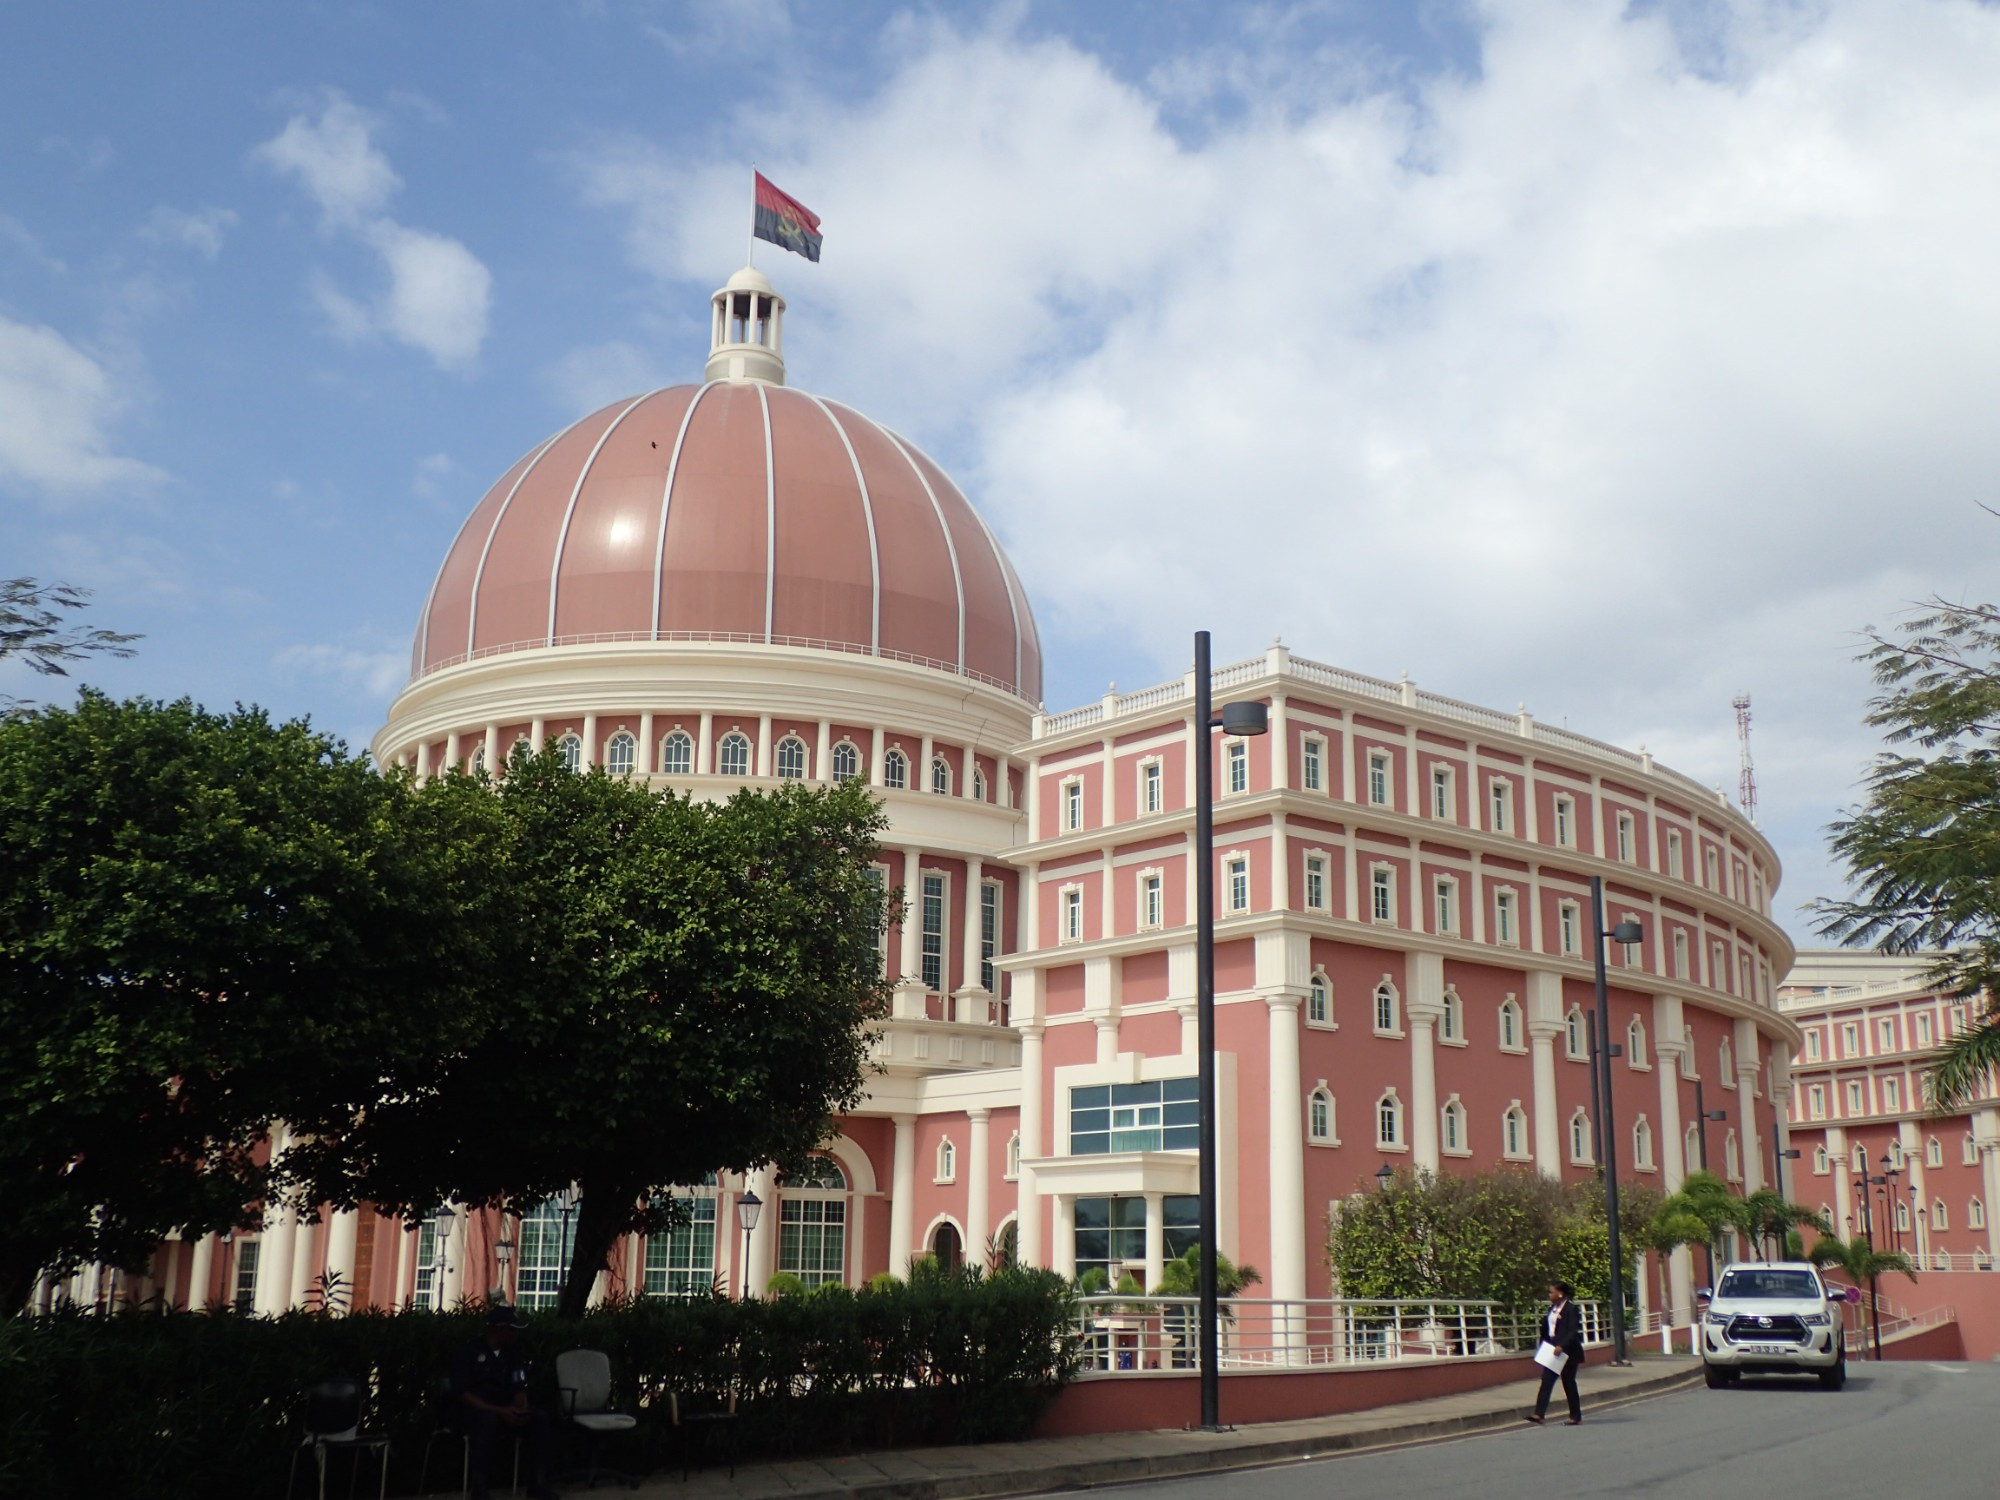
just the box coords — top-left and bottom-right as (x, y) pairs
(747, 164), (757, 268)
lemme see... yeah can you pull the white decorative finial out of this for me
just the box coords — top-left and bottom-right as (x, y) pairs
(705, 266), (787, 385)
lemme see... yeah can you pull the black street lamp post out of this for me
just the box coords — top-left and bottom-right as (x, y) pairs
(1773, 1148), (1802, 1256)
(736, 1189), (763, 1300)
(1692, 1080), (1730, 1285)
(1589, 876), (1643, 1366)
(1853, 1171), (1884, 1359)
(1192, 630), (1268, 1432)
(554, 1185), (580, 1305)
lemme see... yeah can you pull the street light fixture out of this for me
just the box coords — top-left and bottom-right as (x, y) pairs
(494, 1229), (516, 1305)
(1881, 1154), (1903, 1256)
(433, 1206), (458, 1311)
(1588, 876), (1643, 1366)
(1691, 1082), (1730, 1285)
(554, 1184), (580, 1306)
(1375, 1163), (1396, 1192)
(736, 1189), (763, 1300)
(1772, 1148), (1802, 1256)
(1853, 1171), (1885, 1359)
(1193, 630), (1268, 1433)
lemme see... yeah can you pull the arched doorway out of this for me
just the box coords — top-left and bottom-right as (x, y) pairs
(929, 1221), (963, 1273)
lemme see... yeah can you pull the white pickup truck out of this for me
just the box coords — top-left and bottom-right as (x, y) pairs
(1698, 1261), (1855, 1390)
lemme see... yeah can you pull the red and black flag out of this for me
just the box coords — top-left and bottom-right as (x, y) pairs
(753, 172), (823, 263)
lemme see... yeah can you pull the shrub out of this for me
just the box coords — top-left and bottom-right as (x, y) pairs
(0, 1267), (1079, 1500)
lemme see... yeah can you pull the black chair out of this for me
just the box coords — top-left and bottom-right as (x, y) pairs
(419, 1376), (522, 1497)
(287, 1377), (391, 1500)
(555, 1348), (641, 1489)
(669, 1389), (740, 1480)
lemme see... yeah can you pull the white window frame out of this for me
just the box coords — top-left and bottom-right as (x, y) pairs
(776, 735), (809, 780)
(1673, 930), (1690, 981)
(1301, 735), (1325, 792)
(935, 1137), (957, 1184)
(1498, 997), (1525, 1053)
(557, 731), (584, 772)
(1139, 869), (1164, 931)
(831, 740), (861, 783)
(1226, 739), (1249, 795)
(972, 765), (987, 802)
(1882, 1075), (1901, 1111)
(1804, 1029), (1822, 1062)
(1005, 1132), (1021, 1181)
(1062, 776), (1083, 831)
(1813, 1144), (1830, 1175)
(920, 870), (949, 993)
(1723, 1130), (1741, 1182)
(883, 747), (910, 790)
(1304, 851), (1329, 912)
(1569, 1108), (1593, 1165)
(930, 755), (952, 796)
(1373, 978), (1402, 1037)
(1626, 1016), (1648, 1071)
(1370, 865), (1395, 924)
(1615, 811), (1635, 863)
(1554, 795), (1574, 848)
(1224, 853), (1250, 914)
(1846, 1080), (1865, 1115)
(1808, 1084), (1826, 1120)
(1441, 1096), (1469, 1156)
(1719, 1036), (1734, 1087)
(1489, 777), (1512, 833)
(1431, 764), (1454, 821)
(1060, 885), (1084, 945)
(1970, 1197), (1987, 1231)
(1503, 1103), (1530, 1161)
(660, 730), (694, 776)
(1878, 1017), (1897, 1052)
(1916, 1011), (1933, 1047)
(1665, 827), (1682, 878)
(1367, 750), (1391, 806)
(1558, 901), (1580, 957)
(1494, 888), (1518, 946)
(1376, 1089), (1406, 1150)
(605, 730), (638, 777)
(1440, 987), (1465, 1045)
(1966, 1133), (1980, 1167)
(718, 730), (751, 778)
(1433, 876), (1458, 937)
(1307, 972), (1335, 1030)
(1681, 1025), (1697, 1079)
(1842, 1022), (1860, 1057)
(1140, 757), (1163, 815)
(1308, 1084), (1338, 1145)
(1633, 1116), (1656, 1171)
(979, 879), (1002, 993)
(1565, 1007), (1586, 1061)
(1926, 1136), (1943, 1169)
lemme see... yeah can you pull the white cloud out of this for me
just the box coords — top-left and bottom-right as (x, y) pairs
(412, 450), (455, 500)
(140, 205), (240, 260)
(574, 0), (2000, 934)
(0, 314), (164, 494)
(546, 339), (673, 414)
(253, 91), (491, 371)
(276, 639), (409, 704)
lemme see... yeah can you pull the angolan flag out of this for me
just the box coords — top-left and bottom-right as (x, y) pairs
(754, 172), (822, 263)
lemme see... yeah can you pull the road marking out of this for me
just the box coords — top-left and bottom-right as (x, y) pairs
(1926, 1363), (1969, 1374)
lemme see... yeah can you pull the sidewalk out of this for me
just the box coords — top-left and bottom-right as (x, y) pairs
(618, 1356), (1702, 1500)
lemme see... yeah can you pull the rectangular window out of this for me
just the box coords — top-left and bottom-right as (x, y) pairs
(1554, 796), (1573, 847)
(1704, 848), (1719, 889)
(1804, 1029), (1822, 1062)
(1140, 872), (1163, 929)
(1916, 1012), (1933, 1046)
(1142, 760), (1162, 814)
(643, 1194), (717, 1298)
(979, 881), (1000, 991)
(1847, 1080), (1865, 1114)
(1616, 812), (1635, 863)
(1489, 779), (1511, 833)
(1305, 854), (1327, 911)
(777, 1196), (846, 1287)
(1843, 1023), (1860, 1056)
(1302, 736), (1323, 791)
(1070, 1079), (1200, 1156)
(1063, 888), (1083, 943)
(1226, 856), (1249, 913)
(1064, 779), (1083, 831)
(1809, 1084), (1826, 1120)
(1673, 930), (1689, 980)
(1559, 902), (1579, 956)
(921, 873), (946, 991)
(1712, 941), (1727, 989)
(1434, 878), (1456, 936)
(1367, 751), (1390, 806)
(1073, 1193), (1198, 1290)
(1495, 890), (1516, 945)
(1371, 867), (1394, 923)
(1227, 740), (1248, 794)
(1878, 1018), (1897, 1051)
(1884, 1076), (1902, 1110)
(516, 1204), (568, 1310)
(232, 1239), (261, 1312)
(1665, 828), (1682, 878)
(1431, 765), (1453, 821)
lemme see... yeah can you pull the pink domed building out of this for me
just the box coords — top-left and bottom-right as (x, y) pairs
(89, 269), (1798, 1353)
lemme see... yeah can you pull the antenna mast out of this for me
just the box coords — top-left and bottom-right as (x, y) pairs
(1733, 693), (1757, 824)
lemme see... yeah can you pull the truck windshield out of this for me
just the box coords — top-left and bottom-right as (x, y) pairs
(1716, 1269), (1820, 1299)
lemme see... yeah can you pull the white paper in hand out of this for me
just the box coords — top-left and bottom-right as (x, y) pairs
(1533, 1341), (1569, 1374)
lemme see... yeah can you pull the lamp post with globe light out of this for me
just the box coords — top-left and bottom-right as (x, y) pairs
(736, 1190), (762, 1299)
(1589, 876), (1644, 1365)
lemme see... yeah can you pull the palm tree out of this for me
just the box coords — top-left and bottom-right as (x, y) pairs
(1807, 1234), (1915, 1361)
(1659, 1170), (1750, 1286)
(1152, 1248), (1263, 1369)
(1641, 1205), (1712, 1349)
(1741, 1189), (1830, 1260)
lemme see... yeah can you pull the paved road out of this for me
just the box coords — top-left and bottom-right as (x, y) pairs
(1062, 1362), (1998, 1500)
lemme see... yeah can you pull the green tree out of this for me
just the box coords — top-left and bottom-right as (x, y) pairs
(0, 578), (138, 712)
(277, 749), (893, 1318)
(1740, 1187), (1828, 1260)
(1806, 1233), (1915, 1287)
(1813, 598), (2000, 1107)
(1150, 1246), (1262, 1298)
(0, 693), (488, 1310)
(1655, 1170), (1748, 1283)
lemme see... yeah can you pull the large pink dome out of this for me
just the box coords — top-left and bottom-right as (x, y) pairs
(413, 382), (1042, 701)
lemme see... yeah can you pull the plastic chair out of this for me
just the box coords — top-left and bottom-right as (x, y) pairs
(554, 1348), (640, 1489)
(287, 1377), (391, 1500)
(418, 1376), (521, 1497)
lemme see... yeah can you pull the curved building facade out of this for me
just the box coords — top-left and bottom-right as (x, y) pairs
(64, 269), (1797, 1344)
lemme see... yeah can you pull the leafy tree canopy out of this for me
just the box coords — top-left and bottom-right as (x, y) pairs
(0, 578), (138, 712)
(276, 748), (893, 1317)
(0, 692), (490, 1310)
(1814, 597), (2000, 1108)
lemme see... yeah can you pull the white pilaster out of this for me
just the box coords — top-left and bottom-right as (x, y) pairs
(1272, 815), (1290, 911)
(1409, 953), (1444, 1173)
(959, 855), (986, 1018)
(747, 1164), (778, 1294)
(1528, 971), (1564, 1176)
(483, 722), (499, 773)
(899, 847), (922, 982)
(967, 1108), (992, 1261)
(1267, 993), (1307, 1302)
(581, 714), (598, 767)
(870, 726), (886, 787)
(186, 1233), (216, 1312)
(1978, 1108), (2000, 1260)
(890, 1114), (918, 1275)
(530, 717), (545, 753)
(1018, 1022), (1045, 1267)
(816, 719), (831, 781)
(697, 711), (714, 774)
(1653, 993), (1691, 1330)
(1052, 1193), (1076, 1279)
(324, 1209), (359, 1314)
(639, 712), (654, 775)
(1144, 1192), (1166, 1292)
(291, 1206), (323, 1309)
(756, 714), (772, 777)
(1735, 1018), (1764, 1192)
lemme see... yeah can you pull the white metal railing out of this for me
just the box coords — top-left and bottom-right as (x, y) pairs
(1068, 1296), (1608, 1374)
(1915, 1251), (1998, 1273)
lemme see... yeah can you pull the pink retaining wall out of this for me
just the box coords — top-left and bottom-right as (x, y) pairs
(1033, 1349), (1608, 1438)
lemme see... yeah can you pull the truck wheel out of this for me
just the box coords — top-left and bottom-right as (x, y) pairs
(1819, 1360), (1845, 1391)
(1704, 1363), (1728, 1389)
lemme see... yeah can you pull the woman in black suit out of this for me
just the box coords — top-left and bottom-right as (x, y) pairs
(1526, 1280), (1586, 1425)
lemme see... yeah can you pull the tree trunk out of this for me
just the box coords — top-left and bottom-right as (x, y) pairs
(556, 1190), (623, 1320)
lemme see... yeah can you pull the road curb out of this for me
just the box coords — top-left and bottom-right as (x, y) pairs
(763, 1365), (1707, 1500)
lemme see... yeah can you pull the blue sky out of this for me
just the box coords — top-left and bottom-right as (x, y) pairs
(8, 0), (2000, 942)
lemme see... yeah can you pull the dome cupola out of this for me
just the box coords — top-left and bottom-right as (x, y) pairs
(704, 266), (785, 385)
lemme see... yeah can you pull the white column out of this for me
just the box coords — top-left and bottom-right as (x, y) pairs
(186, 1234), (216, 1312)
(1272, 816), (1290, 912)
(1270, 694), (1289, 790)
(967, 1109), (992, 1262)
(1144, 1193), (1166, 1292)
(483, 722), (499, 773)
(960, 855), (986, 1017)
(1408, 952), (1444, 1173)
(581, 713), (598, 768)
(444, 731), (461, 771)
(255, 1127), (297, 1315)
(816, 720), (831, 780)
(697, 711), (714, 774)
(439, 1210), (468, 1308)
(324, 1209), (359, 1314)
(1899, 1118), (1925, 1263)
(1654, 994), (1691, 1332)
(1052, 1193), (1076, 1279)
(414, 739), (432, 781)
(889, 1114), (918, 1274)
(1018, 1023), (1045, 1267)
(747, 1165), (778, 1295)
(1735, 1018), (1764, 1192)
(1829, 1126), (1853, 1233)
(1978, 1108), (2000, 1260)
(1528, 971), (1564, 1176)
(899, 847), (923, 981)
(291, 1207), (323, 1310)
(996, 753), (1013, 809)
(1180, 1002), (1199, 1057)
(1267, 994), (1307, 1303)
(638, 712), (655, 775)
(756, 714), (772, 777)
(921, 734), (935, 792)
(530, 717), (545, 753)
(871, 727), (887, 788)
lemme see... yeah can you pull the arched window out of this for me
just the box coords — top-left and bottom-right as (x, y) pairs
(1308, 1088), (1335, 1143)
(1681, 1025), (1698, 1078)
(778, 1156), (848, 1287)
(1971, 1198), (1987, 1231)
(1719, 1035), (1734, 1081)
(1967, 1133), (1981, 1166)
(1934, 1199), (1949, 1231)
(1376, 1091), (1403, 1148)
(1813, 1145), (1829, 1175)
(643, 1173), (717, 1298)
(935, 1138), (957, 1183)
(1565, 1008), (1586, 1060)
(718, 731), (751, 778)
(1441, 988), (1464, 1043)
(1853, 1143), (1867, 1173)
(1633, 1117), (1654, 1169)
(661, 731), (694, 775)
(557, 732), (584, 772)
(883, 748), (908, 790)
(831, 741), (860, 783)
(605, 731), (637, 777)
(1442, 1098), (1467, 1154)
(1687, 1125), (1702, 1170)
(1896, 1200), (1912, 1232)
(1307, 973), (1332, 1027)
(972, 766), (987, 802)
(931, 756), (951, 795)
(1570, 1109), (1592, 1165)
(1927, 1137), (1943, 1168)
(776, 736), (808, 779)
(1504, 1104), (1528, 1159)
(1723, 1129), (1741, 1181)
(1499, 997), (1523, 1050)
(1627, 1016), (1647, 1069)
(1374, 980), (1399, 1035)
(470, 743), (487, 775)
(1005, 1132), (1021, 1180)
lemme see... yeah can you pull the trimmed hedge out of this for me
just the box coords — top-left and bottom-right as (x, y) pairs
(0, 1267), (1080, 1499)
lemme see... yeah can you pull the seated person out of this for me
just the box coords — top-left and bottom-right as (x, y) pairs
(450, 1303), (560, 1500)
